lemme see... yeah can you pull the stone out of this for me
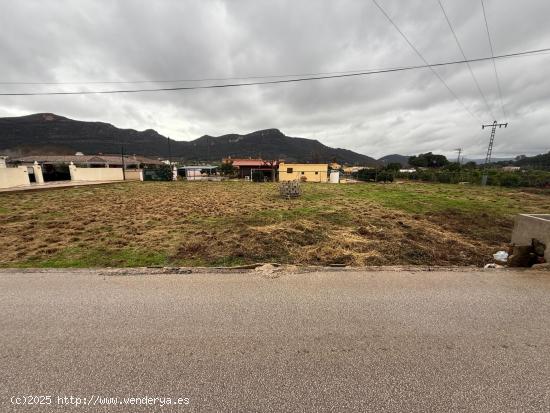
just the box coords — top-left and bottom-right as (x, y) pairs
(508, 245), (535, 267)
(532, 239), (546, 257)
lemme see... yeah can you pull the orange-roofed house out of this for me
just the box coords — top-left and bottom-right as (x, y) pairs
(223, 157), (279, 181)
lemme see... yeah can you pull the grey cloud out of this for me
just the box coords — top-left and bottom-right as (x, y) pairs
(0, 0), (549, 159)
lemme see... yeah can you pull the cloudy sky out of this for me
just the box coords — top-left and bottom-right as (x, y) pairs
(1, 0), (549, 159)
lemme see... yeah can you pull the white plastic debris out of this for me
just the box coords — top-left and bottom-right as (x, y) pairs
(493, 251), (509, 262)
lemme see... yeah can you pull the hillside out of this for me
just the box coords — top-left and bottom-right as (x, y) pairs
(189, 129), (379, 165)
(378, 154), (410, 167)
(0, 113), (379, 165)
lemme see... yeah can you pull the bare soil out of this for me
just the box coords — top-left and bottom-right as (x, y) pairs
(0, 181), (548, 267)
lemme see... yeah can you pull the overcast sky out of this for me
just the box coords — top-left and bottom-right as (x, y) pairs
(1, 0), (549, 159)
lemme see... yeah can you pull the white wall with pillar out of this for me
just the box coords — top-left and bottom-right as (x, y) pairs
(33, 161), (44, 184)
(0, 166), (30, 189)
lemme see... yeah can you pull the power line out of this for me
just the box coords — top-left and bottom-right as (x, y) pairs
(0, 48), (548, 96)
(371, 0), (481, 122)
(438, 0), (496, 120)
(0, 66), (412, 86)
(1, 49), (549, 87)
(481, 0), (507, 121)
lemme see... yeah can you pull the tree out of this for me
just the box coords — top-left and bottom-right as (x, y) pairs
(444, 162), (461, 172)
(384, 162), (402, 171)
(354, 168), (394, 182)
(408, 152), (449, 168)
(219, 161), (236, 176)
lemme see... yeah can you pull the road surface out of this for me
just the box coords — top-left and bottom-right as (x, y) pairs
(1, 268), (549, 412)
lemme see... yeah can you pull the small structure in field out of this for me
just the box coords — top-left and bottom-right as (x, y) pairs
(279, 180), (302, 198)
(278, 162), (328, 182)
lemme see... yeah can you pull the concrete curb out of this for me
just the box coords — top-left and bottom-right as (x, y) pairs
(0, 264), (541, 276)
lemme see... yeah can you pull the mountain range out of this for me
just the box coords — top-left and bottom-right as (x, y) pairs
(0, 113), (380, 166)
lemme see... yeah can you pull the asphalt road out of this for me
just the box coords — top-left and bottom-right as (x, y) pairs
(1, 268), (549, 412)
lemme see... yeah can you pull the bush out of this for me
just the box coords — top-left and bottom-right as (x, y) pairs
(143, 164), (173, 181)
(395, 167), (550, 188)
(376, 171), (394, 182)
(354, 168), (377, 181)
(498, 173), (521, 187)
(353, 168), (394, 182)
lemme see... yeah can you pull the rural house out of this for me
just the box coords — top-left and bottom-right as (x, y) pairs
(278, 162), (328, 182)
(223, 158), (279, 181)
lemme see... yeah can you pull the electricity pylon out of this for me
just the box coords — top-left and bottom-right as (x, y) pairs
(481, 121), (508, 185)
(455, 148), (462, 164)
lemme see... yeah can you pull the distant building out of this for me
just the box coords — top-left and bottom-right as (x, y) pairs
(502, 166), (521, 172)
(222, 157), (279, 181)
(178, 165), (218, 180)
(278, 162), (328, 182)
(9, 154), (164, 182)
(343, 166), (372, 174)
(10, 154), (164, 169)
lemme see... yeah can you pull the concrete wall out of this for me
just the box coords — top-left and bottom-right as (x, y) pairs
(0, 166), (30, 189)
(124, 170), (142, 181)
(278, 162), (328, 182)
(69, 164), (124, 182)
(511, 214), (550, 262)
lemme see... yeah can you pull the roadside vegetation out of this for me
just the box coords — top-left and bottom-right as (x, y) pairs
(0, 181), (548, 268)
(354, 152), (550, 187)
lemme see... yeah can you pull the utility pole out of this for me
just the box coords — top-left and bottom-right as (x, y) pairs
(120, 144), (126, 180)
(481, 121), (508, 185)
(167, 136), (172, 165)
(455, 148), (462, 164)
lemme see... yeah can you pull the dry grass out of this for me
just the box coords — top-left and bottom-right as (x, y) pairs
(0, 181), (548, 267)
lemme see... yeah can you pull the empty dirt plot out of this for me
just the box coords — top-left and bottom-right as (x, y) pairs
(0, 181), (548, 267)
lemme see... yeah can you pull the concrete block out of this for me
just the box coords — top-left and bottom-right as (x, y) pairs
(511, 214), (550, 262)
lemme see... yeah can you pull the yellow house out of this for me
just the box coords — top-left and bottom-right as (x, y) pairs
(278, 162), (328, 182)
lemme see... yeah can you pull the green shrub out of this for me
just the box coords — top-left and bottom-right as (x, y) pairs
(143, 164), (173, 181)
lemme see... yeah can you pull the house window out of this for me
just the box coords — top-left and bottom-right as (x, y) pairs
(301, 171), (304, 175)
(315, 171), (318, 175)
(287, 168), (293, 173)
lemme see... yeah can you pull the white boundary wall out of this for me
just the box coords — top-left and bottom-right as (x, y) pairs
(0, 166), (30, 189)
(69, 164), (124, 181)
